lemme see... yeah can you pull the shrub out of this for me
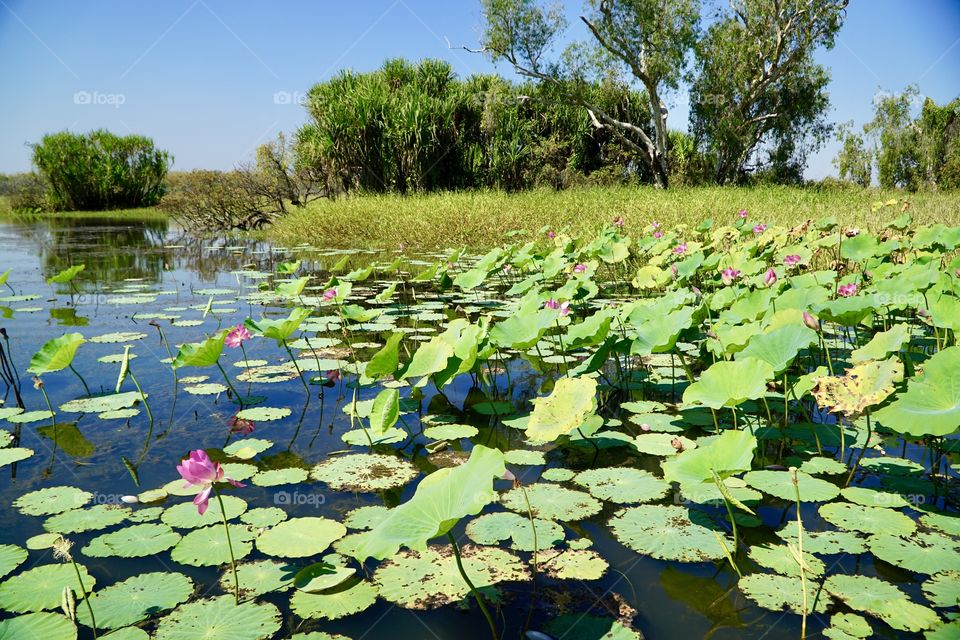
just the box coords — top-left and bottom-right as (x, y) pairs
(161, 170), (279, 231)
(2, 173), (47, 211)
(31, 130), (171, 211)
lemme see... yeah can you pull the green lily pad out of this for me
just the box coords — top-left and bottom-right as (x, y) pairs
(922, 571), (960, 608)
(183, 383), (227, 396)
(921, 511), (960, 536)
(840, 486), (910, 508)
(154, 596), (281, 640)
(235, 407), (291, 422)
(170, 525), (255, 566)
(800, 456), (848, 475)
(240, 507), (287, 528)
(608, 505), (729, 562)
(374, 545), (526, 609)
(161, 495), (247, 529)
(501, 484), (602, 521)
(84, 523), (181, 558)
(573, 467), (670, 504)
(0, 563), (96, 613)
(632, 432), (696, 456)
(747, 543), (825, 577)
(89, 332), (147, 344)
(868, 531), (960, 575)
(682, 358), (774, 408)
(219, 560), (296, 599)
(0, 545), (26, 580)
(289, 578), (377, 621)
(541, 468), (575, 482)
(543, 614), (641, 640)
(75, 572), (193, 629)
(465, 512), (563, 551)
(738, 573), (832, 614)
(343, 506), (390, 531)
(251, 467), (309, 487)
(743, 470), (840, 502)
(819, 503), (916, 536)
(874, 346), (960, 437)
(824, 574), (940, 632)
(525, 377), (597, 443)
(59, 392), (142, 414)
(256, 517), (347, 558)
(14, 486), (92, 516)
(777, 527), (869, 555)
(423, 423), (479, 440)
(6, 410), (54, 424)
(43, 504), (129, 534)
(539, 549), (608, 580)
(223, 438), (273, 459)
(310, 453), (417, 492)
(0, 448), (33, 467)
(824, 613), (872, 639)
(0, 612), (76, 640)
(504, 449), (547, 465)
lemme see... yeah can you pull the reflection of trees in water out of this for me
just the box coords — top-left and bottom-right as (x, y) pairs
(169, 235), (277, 283)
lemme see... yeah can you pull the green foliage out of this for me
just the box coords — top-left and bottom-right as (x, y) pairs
(31, 130), (170, 211)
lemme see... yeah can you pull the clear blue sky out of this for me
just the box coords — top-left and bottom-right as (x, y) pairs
(1, 0), (958, 179)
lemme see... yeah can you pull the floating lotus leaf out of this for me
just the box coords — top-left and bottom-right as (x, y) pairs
(0, 545), (26, 580)
(84, 523), (181, 558)
(240, 507), (287, 528)
(811, 358), (903, 417)
(223, 438), (273, 459)
(75, 572), (193, 629)
(59, 391), (142, 414)
(738, 572), (832, 615)
(0, 408), (23, 421)
(6, 410), (54, 424)
(743, 470), (840, 502)
(627, 412), (684, 433)
(501, 483), (601, 521)
(662, 429), (755, 488)
(840, 486), (910, 508)
(504, 449), (547, 465)
(868, 531), (960, 575)
(256, 517), (347, 558)
(236, 365), (298, 384)
(374, 545), (526, 609)
(608, 505), (729, 562)
(234, 406), (291, 422)
(675, 481), (762, 506)
(921, 511), (960, 536)
(922, 571), (960, 608)
(926, 620), (960, 639)
(541, 468), (576, 482)
(340, 427), (406, 446)
(98, 408), (139, 420)
(0, 448), (33, 467)
(183, 383), (227, 396)
(25, 533), (61, 550)
(540, 549), (608, 580)
(171, 524), (255, 566)
(0, 612), (76, 640)
(220, 463), (258, 481)
(354, 446), (505, 560)
(737, 324), (817, 373)
(289, 634), (352, 640)
(89, 331), (146, 344)
(819, 502), (916, 536)
(219, 560), (296, 599)
(543, 614), (641, 640)
(465, 512), (563, 551)
(127, 507), (163, 523)
(14, 486), (92, 516)
(294, 560), (355, 593)
(251, 467), (309, 487)
(824, 613), (872, 639)
(161, 495), (247, 529)
(747, 543), (825, 577)
(573, 467), (670, 504)
(682, 358), (774, 409)
(343, 506), (390, 531)
(525, 376), (598, 443)
(800, 456), (848, 475)
(777, 527), (868, 555)
(154, 596), (281, 640)
(632, 432), (696, 456)
(43, 504), (129, 534)
(874, 346), (960, 437)
(422, 422), (479, 441)
(851, 323), (912, 363)
(0, 563), (96, 613)
(289, 578), (377, 620)
(28, 333), (85, 375)
(310, 453), (417, 492)
(823, 574), (940, 632)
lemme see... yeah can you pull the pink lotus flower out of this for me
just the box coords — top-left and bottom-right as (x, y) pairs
(227, 415), (254, 436)
(838, 283), (858, 297)
(752, 223), (767, 234)
(325, 369), (340, 384)
(653, 230), (664, 239)
(322, 288), (337, 302)
(544, 299), (570, 316)
(176, 449), (245, 516)
(673, 243), (687, 255)
(547, 230), (557, 240)
(651, 221), (661, 229)
(764, 268), (778, 287)
(721, 268), (741, 286)
(845, 228), (860, 237)
(738, 209), (748, 219)
(224, 324), (251, 349)
(784, 254), (802, 267)
(573, 263), (587, 273)
(803, 311), (819, 331)
(613, 216), (625, 228)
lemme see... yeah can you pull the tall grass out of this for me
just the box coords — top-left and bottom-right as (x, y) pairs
(268, 184), (960, 250)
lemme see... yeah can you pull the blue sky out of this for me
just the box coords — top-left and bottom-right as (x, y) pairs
(1, 0), (958, 179)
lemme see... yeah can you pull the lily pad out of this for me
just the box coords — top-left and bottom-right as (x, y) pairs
(219, 560), (296, 599)
(289, 579), (377, 621)
(251, 467), (309, 487)
(256, 517), (347, 558)
(501, 484), (602, 521)
(0, 612), (77, 640)
(738, 573), (832, 614)
(819, 503), (916, 536)
(868, 531), (960, 575)
(608, 505), (729, 562)
(0, 545), (26, 580)
(170, 524), (255, 566)
(0, 563), (96, 613)
(84, 523), (181, 558)
(743, 469), (840, 502)
(922, 571), (960, 608)
(465, 512), (564, 551)
(539, 549), (609, 580)
(573, 467), (670, 504)
(824, 574), (940, 632)
(161, 495), (247, 529)
(75, 572), (193, 629)
(310, 453), (417, 492)
(43, 504), (129, 534)
(14, 486), (92, 516)
(154, 596), (281, 640)
(235, 407), (291, 422)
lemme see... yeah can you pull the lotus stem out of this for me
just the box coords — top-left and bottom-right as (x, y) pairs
(844, 410), (872, 487)
(446, 532), (500, 640)
(282, 339), (310, 396)
(127, 366), (153, 427)
(69, 558), (97, 638)
(519, 484), (538, 588)
(214, 488), (240, 605)
(68, 364), (91, 397)
(790, 467), (808, 640)
(215, 360), (242, 406)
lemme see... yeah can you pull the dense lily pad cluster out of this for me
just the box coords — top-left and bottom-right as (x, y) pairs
(0, 207), (959, 639)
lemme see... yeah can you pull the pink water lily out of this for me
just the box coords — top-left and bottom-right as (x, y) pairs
(784, 254), (802, 267)
(673, 243), (687, 255)
(721, 267), (741, 286)
(738, 209), (748, 219)
(613, 216), (625, 228)
(322, 288), (337, 302)
(653, 230), (664, 239)
(803, 311), (819, 331)
(224, 324), (251, 349)
(651, 220), (661, 229)
(177, 449), (245, 515)
(752, 223), (767, 234)
(544, 299), (570, 316)
(838, 283), (858, 297)
(546, 230), (557, 240)
(573, 263), (587, 273)
(764, 268), (778, 287)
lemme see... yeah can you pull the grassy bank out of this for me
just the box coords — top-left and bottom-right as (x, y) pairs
(0, 196), (168, 222)
(268, 185), (960, 250)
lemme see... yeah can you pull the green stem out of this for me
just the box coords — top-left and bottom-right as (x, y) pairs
(519, 485), (538, 589)
(215, 360), (242, 406)
(69, 364), (91, 397)
(127, 367), (153, 426)
(282, 340), (310, 396)
(214, 489), (240, 604)
(70, 558), (97, 639)
(447, 532), (499, 640)
(845, 410), (872, 487)
(791, 467), (808, 640)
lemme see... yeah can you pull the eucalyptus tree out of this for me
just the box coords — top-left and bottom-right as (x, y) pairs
(478, 0), (700, 189)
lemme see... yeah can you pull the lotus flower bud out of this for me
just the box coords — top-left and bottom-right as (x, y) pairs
(803, 311), (819, 331)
